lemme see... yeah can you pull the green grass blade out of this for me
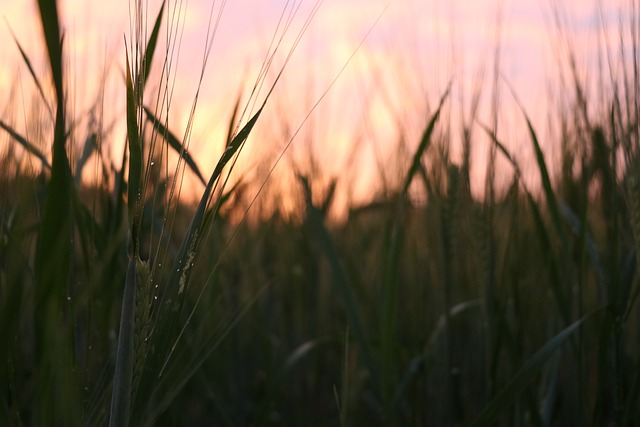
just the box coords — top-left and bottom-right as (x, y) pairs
(522, 110), (565, 239)
(208, 104), (264, 193)
(167, 104), (263, 300)
(125, 48), (143, 250)
(623, 177), (640, 318)
(560, 203), (606, 293)
(33, 1), (79, 424)
(380, 212), (403, 409)
(135, 1), (165, 90)
(402, 83), (451, 195)
(34, 0), (68, 317)
(424, 300), (483, 360)
(7, 25), (54, 119)
(526, 191), (571, 324)
(75, 132), (97, 184)
(300, 175), (380, 391)
(143, 106), (206, 186)
(506, 86), (565, 240)
(470, 308), (603, 427)
(108, 43), (147, 426)
(623, 366), (640, 427)
(200, 180), (245, 231)
(254, 339), (321, 424)
(478, 123), (521, 176)
(0, 119), (51, 170)
(481, 124), (571, 324)
(109, 257), (137, 427)
(36, 0), (63, 102)
(392, 300), (482, 412)
(148, 286), (267, 424)
(146, 104), (265, 398)
(225, 89), (243, 149)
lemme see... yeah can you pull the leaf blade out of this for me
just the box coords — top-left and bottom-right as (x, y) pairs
(143, 106), (206, 186)
(471, 309), (602, 426)
(125, 47), (143, 249)
(0, 119), (51, 170)
(402, 82), (451, 195)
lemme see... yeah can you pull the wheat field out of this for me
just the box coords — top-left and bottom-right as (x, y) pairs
(0, 0), (639, 425)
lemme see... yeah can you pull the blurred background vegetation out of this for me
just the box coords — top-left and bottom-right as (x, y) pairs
(1, 0), (639, 426)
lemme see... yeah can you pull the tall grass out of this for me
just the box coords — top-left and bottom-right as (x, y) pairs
(0, 0), (314, 424)
(1, 0), (640, 426)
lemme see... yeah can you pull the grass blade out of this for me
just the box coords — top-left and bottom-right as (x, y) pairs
(507, 86), (565, 240)
(524, 111), (565, 239)
(165, 104), (264, 308)
(470, 308), (603, 426)
(143, 106), (206, 186)
(36, 0), (63, 102)
(478, 123), (521, 176)
(402, 82), (451, 195)
(148, 286), (267, 424)
(300, 175), (380, 392)
(125, 47), (143, 249)
(380, 207), (403, 410)
(135, 1), (165, 91)
(225, 89), (243, 149)
(33, 0), (80, 424)
(0, 119), (51, 170)
(6, 24), (54, 119)
(75, 132), (97, 184)
(141, 104), (265, 412)
(481, 124), (571, 324)
(109, 258), (137, 427)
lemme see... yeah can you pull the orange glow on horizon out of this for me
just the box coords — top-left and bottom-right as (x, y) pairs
(1, 0), (637, 219)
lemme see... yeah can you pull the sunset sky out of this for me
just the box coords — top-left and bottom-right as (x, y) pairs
(0, 0), (635, 211)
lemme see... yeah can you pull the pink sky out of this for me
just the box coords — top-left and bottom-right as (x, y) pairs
(1, 0), (636, 214)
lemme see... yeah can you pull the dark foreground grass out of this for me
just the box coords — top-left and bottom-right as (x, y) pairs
(1, 0), (640, 426)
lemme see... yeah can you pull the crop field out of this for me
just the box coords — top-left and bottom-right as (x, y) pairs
(1, 0), (639, 426)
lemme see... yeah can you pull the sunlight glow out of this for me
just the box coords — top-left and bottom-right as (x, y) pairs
(0, 0), (636, 216)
